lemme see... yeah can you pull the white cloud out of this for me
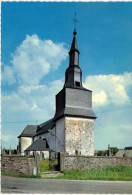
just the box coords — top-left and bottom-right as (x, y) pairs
(2, 65), (16, 85)
(83, 72), (132, 107)
(18, 85), (46, 94)
(2, 34), (68, 85)
(93, 91), (107, 105)
(2, 93), (30, 112)
(2, 79), (64, 122)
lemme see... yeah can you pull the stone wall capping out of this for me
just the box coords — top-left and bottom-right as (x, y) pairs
(2, 155), (34, 158)
(64, 155), (132, 159)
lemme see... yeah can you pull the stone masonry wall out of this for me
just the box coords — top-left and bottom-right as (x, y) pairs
(61, 154), (132, 171)
(56, 118), (65, 152)
(20, 137), (32, 156)
(1, 156), (36, 175)
(65, 117), (94, 156)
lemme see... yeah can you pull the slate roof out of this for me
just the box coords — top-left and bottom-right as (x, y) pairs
(65, 84), (92, 92)
(69, 28), (79, 54)
(65, 107), (96, 118)
(36, 118), (55, 136)
(25, 138), (50, 151)
(54, 107), (96, 121)
(18, 125), (37, 138)
(115, 149), (132, 157)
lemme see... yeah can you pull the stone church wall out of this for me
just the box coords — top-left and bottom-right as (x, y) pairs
(65, 117), (94, 156)
(1, 156), (35, 175)
(56, 118), (65, 152)
(60, 154), (132, 171)
(20, 137), (33, 156)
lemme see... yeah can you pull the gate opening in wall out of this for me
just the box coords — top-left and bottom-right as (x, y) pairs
(39, 151), (60, 172)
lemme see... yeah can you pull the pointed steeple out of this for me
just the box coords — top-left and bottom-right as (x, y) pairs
(69, 28), (79, 52)
(69, 28), (80, 66)
(64, 28), (82, 88)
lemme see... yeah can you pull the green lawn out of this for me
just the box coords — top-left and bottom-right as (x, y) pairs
(55, 166), (132, 181)
(2, 165), (132, 181)
(2, 172), (41, 178)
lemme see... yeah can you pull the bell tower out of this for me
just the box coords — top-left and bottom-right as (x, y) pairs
(54, 28), (96, 156)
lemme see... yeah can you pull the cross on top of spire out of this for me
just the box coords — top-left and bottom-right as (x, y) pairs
(73, 12), (79, 30)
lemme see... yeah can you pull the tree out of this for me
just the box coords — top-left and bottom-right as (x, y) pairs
(96, 150), (108, 156)
(124, 146), (132, 150)
(110, 147), (119, 155)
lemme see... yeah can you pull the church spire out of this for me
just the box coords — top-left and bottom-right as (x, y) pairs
(69, 28), (80, 66)
(64, 28), (82, 88)
(69, 28), (79, 52)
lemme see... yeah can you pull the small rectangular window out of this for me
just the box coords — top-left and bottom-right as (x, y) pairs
(75, 81), (80, 87)
(75, 150), (78, 155)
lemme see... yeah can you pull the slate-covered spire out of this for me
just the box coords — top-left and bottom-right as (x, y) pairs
(69, 28), (80, 66)
(64, 28), (82, 88)
(54, 28), (96, 121)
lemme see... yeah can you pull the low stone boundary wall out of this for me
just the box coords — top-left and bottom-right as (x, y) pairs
(60, 153), (132, 171)
(1, 155), (36, 175)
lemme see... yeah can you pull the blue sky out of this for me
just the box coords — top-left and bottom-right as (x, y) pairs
(1, 2), (132, 150)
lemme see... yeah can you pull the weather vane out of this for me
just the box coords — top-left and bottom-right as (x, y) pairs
(73, 12), (79, 29)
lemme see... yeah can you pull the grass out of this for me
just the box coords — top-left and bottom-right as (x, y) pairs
(39, 159), (58, 172)
(55, 166), (132, 181)
(2, 172), (41, 178)
(2, 165), (132, 181)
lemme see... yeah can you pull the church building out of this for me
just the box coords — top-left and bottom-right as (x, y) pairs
(18, 28), (96, 157)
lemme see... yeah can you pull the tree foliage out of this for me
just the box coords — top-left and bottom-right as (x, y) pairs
(124, 146), (132, 150)
(95, 147), (119, 156)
